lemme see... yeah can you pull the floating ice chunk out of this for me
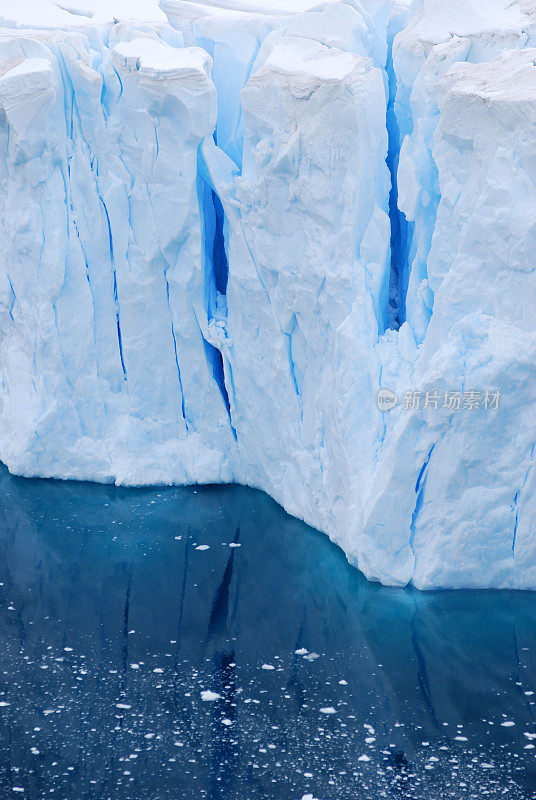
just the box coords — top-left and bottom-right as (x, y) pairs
(200, 690), (222, 701)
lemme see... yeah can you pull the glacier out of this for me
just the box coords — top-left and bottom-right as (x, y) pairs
(0, 0), (535, 590)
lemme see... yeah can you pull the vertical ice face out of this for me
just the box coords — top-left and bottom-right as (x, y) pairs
(0, 25), (237, 484)
(360, 47), (536, 589)
(394, 0), (536, 342)
(214, 36), (390, 552)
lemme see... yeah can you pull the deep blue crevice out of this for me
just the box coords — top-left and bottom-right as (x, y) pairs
(164, 274), (187, 425)
(415, 444), (436, 494)
(197, 165), (230, 322)
(512, 442), (535, 559)
(99, 197), (127, 381)
(409, 444), (436, 556)
(286, 333), (300, 400)
(284, 314), (304, 419)
(202, 338), (237, 441)
(197, 155), (237, 440)
(211, 191), (229, 297)
(512, 492), (520, 557)
(385, 29), (413, 330)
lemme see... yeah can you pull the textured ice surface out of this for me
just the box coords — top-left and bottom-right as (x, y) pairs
(394, 0), (536, 341)
(1, 0), (536, 589)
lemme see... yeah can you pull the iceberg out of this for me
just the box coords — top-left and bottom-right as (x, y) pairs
(0, 0), (535, 590)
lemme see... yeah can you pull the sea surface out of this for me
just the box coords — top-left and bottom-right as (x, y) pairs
(0, 467), (535, 799)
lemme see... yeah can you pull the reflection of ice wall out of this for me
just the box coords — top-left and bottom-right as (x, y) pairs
(1, 0), (536, 590)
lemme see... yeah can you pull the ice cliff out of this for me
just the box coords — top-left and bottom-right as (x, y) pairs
(1, 0), (536, 589)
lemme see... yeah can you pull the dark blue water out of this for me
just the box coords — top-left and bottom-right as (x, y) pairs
(0, 468), (535, 800)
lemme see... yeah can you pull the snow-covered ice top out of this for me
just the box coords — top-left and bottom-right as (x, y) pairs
(398, 0), (536, 52)
(438, 46), (536, 104)
(254, 36), (367, 82)
(112, 39), (213, 81)
(0, 0), (167, 29)
(1, 0), (536, 591)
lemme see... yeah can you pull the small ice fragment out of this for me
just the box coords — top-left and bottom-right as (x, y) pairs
(195, 545), (210, 551)
(201, 691), (221, 702)
(339, 680), (348, 686)
(320, 707), (336, 715)
(358, 754), (370, 762)
(116, 704), (131, 710)
(229, 543), (241, 548)
(501, 721), (515, 727)
(295, 648), (308, 656)
(222, 718), (232, 726)
(262, 664), (275, 670)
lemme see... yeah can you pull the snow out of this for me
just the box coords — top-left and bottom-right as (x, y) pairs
(258, 37), (363, 82)
(112, 40), (212, 79)
(1, 0), (536, 590)
(0, 0), (167, 29)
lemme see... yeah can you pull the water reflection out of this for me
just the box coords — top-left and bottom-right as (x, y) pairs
(0, 467), (534, 799)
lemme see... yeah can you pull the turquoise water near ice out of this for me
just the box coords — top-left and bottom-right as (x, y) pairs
(0, 467), (535, 799)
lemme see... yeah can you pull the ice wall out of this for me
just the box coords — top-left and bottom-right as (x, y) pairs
(1, 0), (536, 590)
(363, 48), (536, 589)
(0, 18), (238, 485)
